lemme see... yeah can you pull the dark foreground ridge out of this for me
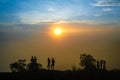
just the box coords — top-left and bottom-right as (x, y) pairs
(1, 54), (120, 80)
(0, 70), (120, 80)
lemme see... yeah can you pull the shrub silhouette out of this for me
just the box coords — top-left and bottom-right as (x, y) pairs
(10, 56), (42, 72)
(80, 54), (96, 71)
(10, 59), (26, 72)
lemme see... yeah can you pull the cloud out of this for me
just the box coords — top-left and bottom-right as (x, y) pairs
(54, 20), (98, 24)
(28, 20), (98, 25)
(72, 20), (98, 24)
(28, 20), (55, 24)
(92, 0), (120, 6)
(54, 21), (69, 24)
(19, 19), (97, 25)
(48, 7), (56, 11)
(102, 8), (113, 11)
(18, 8), (72, 24)
(94, 14), (101, 16)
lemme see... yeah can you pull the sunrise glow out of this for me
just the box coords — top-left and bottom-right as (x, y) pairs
(54, 28), (62, 35)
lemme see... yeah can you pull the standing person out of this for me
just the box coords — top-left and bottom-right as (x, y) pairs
(47, 58), (50, 70)
(34, 56), (37, 63)
(100, 60), (103, 70)
(96, 60), (100, 70)
(31, 56), (34, 63)
(51, 58), (55, 70)
(103, 60), (106, 70)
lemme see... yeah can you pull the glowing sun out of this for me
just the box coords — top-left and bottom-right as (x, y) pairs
(54, 28), (62, 35)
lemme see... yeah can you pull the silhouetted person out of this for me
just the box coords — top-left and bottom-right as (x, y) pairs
(47, 58), (50, 70)
(51, 58), (55, 70)
(34, 56), (37, 63)
(31, 56), (34, 63)
(96, 60), (100, 70)
(27, 56), (42, 72)
(100, 60), (103, 70)
(103, 60), (106, 70)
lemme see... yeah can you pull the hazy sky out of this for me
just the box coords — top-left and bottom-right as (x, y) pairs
(0, 0), (120, 72)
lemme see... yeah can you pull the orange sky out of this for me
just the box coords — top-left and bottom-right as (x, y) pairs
(0, 23), (120, 72)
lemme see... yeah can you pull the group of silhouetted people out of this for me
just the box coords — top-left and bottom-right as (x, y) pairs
(96, 59), (106, 70)
(31, 56), (37, 64)
(47, 58), (55, 70)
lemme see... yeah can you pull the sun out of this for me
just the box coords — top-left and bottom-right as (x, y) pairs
(54, 28), (62, 35)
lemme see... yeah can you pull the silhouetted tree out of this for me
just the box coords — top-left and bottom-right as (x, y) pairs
(79, 54), (96, 71)
(10, 59), (26, 72)
(10, 62), (18, 72)
(27, 56), (42, 72)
